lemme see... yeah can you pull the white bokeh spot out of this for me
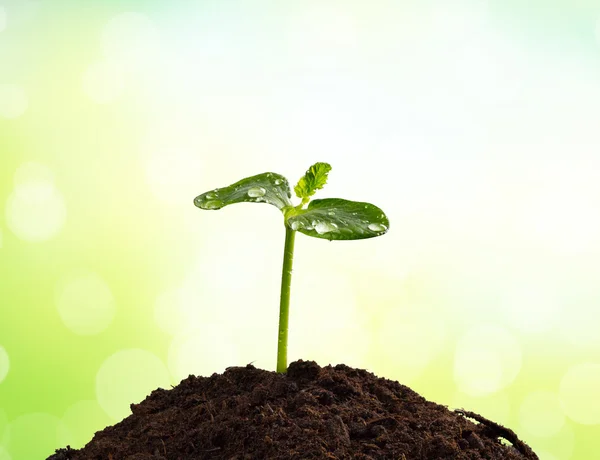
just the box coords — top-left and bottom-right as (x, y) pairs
(82, 60), (125, 104)
(56, 271), (116, 335)
(454, 324), (522, 397)
(61, 400), (113, 449)
(0, 446), (10, 460)
(13, 162), (56, 200)
(0, 84), (28, 119)
(0, 346), (9, 384)
(0, 408), (7, 445)
(6, 413), (72, 460)
(96, 349), (171, 421)
(559, 362), (600, 425)
(5, 162), (66, 242)
(519, 390), (565, 438)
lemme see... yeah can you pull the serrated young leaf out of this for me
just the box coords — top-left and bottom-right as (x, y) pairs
(194, 172), (293, 211)
(285, 198), (389, 240)
(294, 162), (332, 202)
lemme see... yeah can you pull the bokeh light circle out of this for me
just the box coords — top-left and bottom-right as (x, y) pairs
(0, 84), (28, 119)
(6, 413), (72, 460)
(61, 400), (113, 449)
(13, 162), (56, 200)
(6, 162), (66, 242)
(0, 446), (10, 460)
(519, 390), (565, 438)
(96, 349), (171, 421)
(454, 324), (522, 396)
(0, 409), (8, 445)
(559, 362), (600, 425)
(56, 271), (116, 335)
(0, 346), (9, 384)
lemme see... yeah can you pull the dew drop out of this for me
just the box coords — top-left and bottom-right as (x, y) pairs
(274, 179), (282, 185)
(315, 221), (338, 234)
(206, 192), (217, 200)
(247, 187), (266, 198)
(368, 223), (387, 232)
(327, 211), (335, 216)
(291, 221), (303, 230)
(202, 200), (223, 210)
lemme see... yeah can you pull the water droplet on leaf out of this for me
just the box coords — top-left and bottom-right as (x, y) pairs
(368, 223), (387, 232)
(247, 187), (266, 198)
(275, 179), (282, 185)
(315, 221), (338, 234)
(202, 200), (223, 210)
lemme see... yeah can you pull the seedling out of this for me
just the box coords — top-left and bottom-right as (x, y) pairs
(194, 162), (389, 373)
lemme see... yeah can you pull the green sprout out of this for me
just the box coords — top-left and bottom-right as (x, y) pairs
(194, 162), (389, 373)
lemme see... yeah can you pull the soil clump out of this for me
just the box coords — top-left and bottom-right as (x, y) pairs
(48, 360), (538, 459)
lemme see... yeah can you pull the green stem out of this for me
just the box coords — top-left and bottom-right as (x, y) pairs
(276, 226), (296, 373)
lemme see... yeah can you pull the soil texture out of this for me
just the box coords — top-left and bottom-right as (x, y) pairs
(48, 360), (538, 459)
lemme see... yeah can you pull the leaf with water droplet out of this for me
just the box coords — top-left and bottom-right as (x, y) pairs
(285, 198), (389, 240)
(194, 172), (293, 211)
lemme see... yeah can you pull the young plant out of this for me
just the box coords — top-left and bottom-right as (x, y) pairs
(194, 162), (389, 373)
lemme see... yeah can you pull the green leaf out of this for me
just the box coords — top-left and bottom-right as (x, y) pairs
(294, 162), (332, 202)
(194, 172), (293, 211)
(285, 198), (389, 240)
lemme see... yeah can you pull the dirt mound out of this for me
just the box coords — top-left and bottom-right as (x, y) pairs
(48, 360), (538, 459)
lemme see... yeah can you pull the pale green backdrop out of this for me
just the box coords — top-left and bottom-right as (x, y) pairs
(1, 0), (600, 458)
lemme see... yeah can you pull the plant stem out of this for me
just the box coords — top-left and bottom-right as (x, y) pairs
(276, 225), (296, 373)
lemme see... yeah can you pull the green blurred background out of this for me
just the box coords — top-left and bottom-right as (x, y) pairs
(1, 0), (600, 458)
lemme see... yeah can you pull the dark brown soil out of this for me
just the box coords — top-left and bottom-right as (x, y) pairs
(48, 360), (538, 460)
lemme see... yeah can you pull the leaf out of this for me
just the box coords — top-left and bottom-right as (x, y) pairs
(294, 162), (332, 202)
(194, 172), (293, 211)
(285, 198), (389, 240)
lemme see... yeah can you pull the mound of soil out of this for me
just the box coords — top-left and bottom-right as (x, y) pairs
(48, 360), (538, 459)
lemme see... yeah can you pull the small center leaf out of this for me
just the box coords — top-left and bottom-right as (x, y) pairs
(194, 172), (293, 211)
(285, 198), (389, 240)
(294, 162), (332, 204)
